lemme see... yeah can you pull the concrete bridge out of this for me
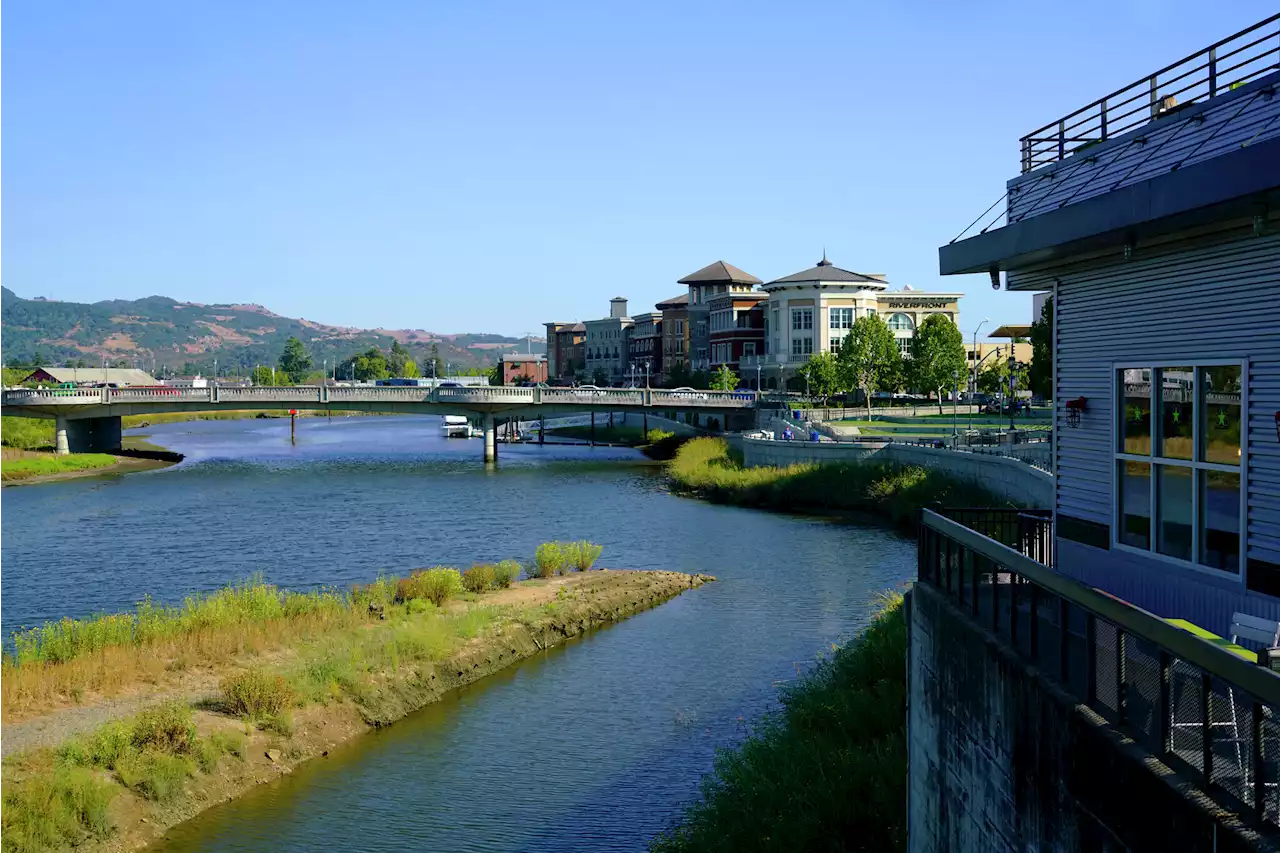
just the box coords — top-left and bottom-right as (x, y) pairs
(0, 385), (758, 462)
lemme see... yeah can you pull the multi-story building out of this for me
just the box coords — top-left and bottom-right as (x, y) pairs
(543, 322), (585, 381)
(499, 353), (547, 385)
(744, 254), (961, 390)
(582, 297), (633, 384)
(627, 312), (663, 384)
(708, 291), (767, 385)
(677, 261), (762, 372)
(656, 293), (689, 381)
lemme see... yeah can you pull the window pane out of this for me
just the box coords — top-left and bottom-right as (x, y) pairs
(1200, 470), (1240, 572)
(1201, 365), (1242, 465)
(1119, 460), (1151, 549)
(1156, 465), (1192, 561)
(1119, 368), (1151, 455)
(1158, 367), (1193, 459)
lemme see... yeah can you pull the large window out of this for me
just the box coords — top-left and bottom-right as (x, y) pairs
(791, 308), (813, 331)
(743, 342), (756, 357)
(1115, 363), (1243, 574)
(829, 334), (844, 353)
(887, 313), (915, 331)
(791, 336), (813, 357)
(829, 307), (854, 330)
(896, 337), (912, 357)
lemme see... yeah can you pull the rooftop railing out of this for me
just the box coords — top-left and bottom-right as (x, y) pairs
(1020, 14), (1280, 172)
(921, 509), (1280, 829)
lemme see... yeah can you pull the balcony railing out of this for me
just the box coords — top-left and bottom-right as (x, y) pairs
(920, 509), (1280, 828)
(1020, 14), (1280, 172)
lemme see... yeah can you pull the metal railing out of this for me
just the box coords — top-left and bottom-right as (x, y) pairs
(920, 509), (1280, 828)
(1020, 14), (1280, 172)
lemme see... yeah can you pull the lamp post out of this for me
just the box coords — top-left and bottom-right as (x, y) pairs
(1008, 353), (1017, 433)
(756, 364), (761, 392)
(970, 317), (990, 405)
(969, 346), (1002, 433)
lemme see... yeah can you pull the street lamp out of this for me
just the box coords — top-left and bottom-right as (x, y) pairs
(970, 317), (990, 402)
(969, 346), (1002, 433)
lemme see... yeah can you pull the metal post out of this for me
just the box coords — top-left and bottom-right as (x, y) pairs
(1158, 650), (1171, 754)
(1208, 47), (1218, 98)
(1253, 701), (1265, 818)
(1116, 630), (1128, 725)
(1201, 671), (1213, 783)
(291, 411), (297, 445)
(590, 412), (596, 446)
(1085, 613), (1097, 707)
(1029, 584), (1040, 662)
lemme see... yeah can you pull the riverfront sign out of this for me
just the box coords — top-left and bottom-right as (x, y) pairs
(880, 298), (952, 309)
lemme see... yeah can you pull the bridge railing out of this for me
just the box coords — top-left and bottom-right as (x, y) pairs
(325, 386), (432, 402)
(650, 390), (757, 408)
(436, 387), (536, 404)
(109, 387), (213, 401)
(539, 388), (646, 406)
(215, 387), (322, 403)
(2, 388), (108, 403)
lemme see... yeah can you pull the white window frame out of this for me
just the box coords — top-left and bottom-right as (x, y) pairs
(791, 308), (813, 331)
(829, 307), (853, 330)
(1111, 358), (1248, 581)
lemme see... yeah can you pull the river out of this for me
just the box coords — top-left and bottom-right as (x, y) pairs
(0, 415), (914, 851)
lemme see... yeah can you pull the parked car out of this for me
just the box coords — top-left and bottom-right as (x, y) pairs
(438, 381), (461, 388)
(668, 387), (709, 400)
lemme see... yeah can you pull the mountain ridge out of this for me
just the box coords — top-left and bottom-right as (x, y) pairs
(0, 287), (539, 374)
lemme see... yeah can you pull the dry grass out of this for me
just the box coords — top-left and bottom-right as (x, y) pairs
(2, 602), (362, 719)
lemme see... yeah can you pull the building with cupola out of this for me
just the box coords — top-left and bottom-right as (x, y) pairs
(738, 253), (962, 390)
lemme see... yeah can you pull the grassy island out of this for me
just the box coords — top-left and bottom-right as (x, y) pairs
(667, 437), (1009, 531)
(1, 550), (712, 853)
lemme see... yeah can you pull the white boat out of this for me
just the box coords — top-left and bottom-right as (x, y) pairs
(440, 415), (477, 438)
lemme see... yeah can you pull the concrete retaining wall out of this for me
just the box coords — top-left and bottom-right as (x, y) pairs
(907, 583), (1265, 853)
(740, 437), (1053, 507)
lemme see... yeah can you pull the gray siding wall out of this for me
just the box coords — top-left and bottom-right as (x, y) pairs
(1006, 72), (1280, 223)
(1008, 227), (1280, 608)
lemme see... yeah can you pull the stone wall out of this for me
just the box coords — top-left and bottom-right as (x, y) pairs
(740, 437), (1053, 507)
(907, 583), (1268, 853)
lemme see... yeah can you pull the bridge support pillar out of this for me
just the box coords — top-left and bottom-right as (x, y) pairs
(482, 413), (496, 463)
(64, 416), (123, 454)
(55, 416), (70, 456)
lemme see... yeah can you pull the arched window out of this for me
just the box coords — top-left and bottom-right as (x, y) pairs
(888, 313), (915, 332)
(926, 312), (952, 324)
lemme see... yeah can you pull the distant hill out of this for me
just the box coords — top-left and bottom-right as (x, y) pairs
(0, 287), (541, 375)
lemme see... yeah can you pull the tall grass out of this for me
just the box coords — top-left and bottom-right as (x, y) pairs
(668, 437), (1010, 531)
(7, 576), (348, 667)
(564, 541), (604, 571)
(652, 595), (907, 853)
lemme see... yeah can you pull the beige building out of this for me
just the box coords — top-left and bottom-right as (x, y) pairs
(742, 254), (962, 390)
(582, 297), (633, 384)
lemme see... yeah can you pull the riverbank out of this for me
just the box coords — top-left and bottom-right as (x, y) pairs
(652, 595), (906, 852)
(667, 437), (1010, 531)
(0, 445), (182, 486)
(1, 566), (713, 852)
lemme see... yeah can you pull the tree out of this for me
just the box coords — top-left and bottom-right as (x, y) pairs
(710, 364), (740, 391)
(909, 314), (966, 414)
(977, 355), (1028, 395)
(279, 336), (312, 382)
(837, 315), (900, 421)
(1029, 296), (1053, 400)
(251, 365), (287, 386)
(664, 362), (693, 389)
(592, 368), (610, 387)
(387, 340), (412, 377)
(429, 344), (443, 378)
(402, 359), (420, 378)
(338, 347), (389, 382)
(797, 353), (839, 401)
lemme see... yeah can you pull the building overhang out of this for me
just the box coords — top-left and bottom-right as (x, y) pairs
(938, 137), (1280, 277)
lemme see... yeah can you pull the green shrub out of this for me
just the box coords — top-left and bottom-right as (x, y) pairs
(261, 710), (295, 737)
(194, 738), (221, 773)
(0, 767), (116, 853)
(209, 730), (248, 761)
(131, 701), (197, 754)
(532, 542), (566, 577)
(405, 598), (434, 616)
(411, 568), (463, 606)
(220, 669), (294, 718)
(462, 564), (496, 594)
(492, 559), (521, 588)
(568, 540), (603, 571)
(115, 751), (192, 802)
(646, 428), (675, 443)
(57, 720), (133, 769)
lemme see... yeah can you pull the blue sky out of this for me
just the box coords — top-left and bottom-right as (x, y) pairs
(6, 1), (1274, 341)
